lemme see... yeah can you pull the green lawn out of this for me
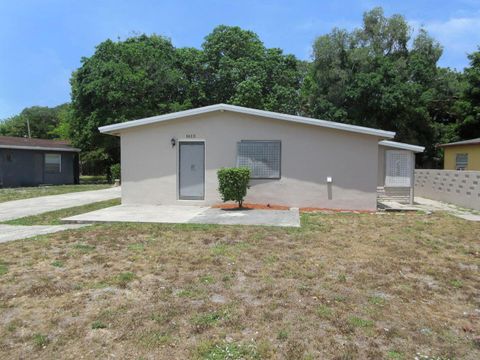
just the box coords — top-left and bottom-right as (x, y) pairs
(0, 184), (112, 203)
(3, 198), (121, 225)
(0, 212), (478, 359)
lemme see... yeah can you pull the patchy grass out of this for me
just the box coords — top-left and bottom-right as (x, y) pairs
(0, 184), (112, 203)
(3, 198), (120, 225)
(0, 212), (479, 359)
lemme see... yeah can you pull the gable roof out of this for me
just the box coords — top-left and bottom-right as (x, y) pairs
(99, 103), (395, 139)
(0, 136), (80, 152)
(438, 137), (480, 147)
(379, 140), (425, 153)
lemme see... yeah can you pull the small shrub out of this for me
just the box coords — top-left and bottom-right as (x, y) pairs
(51, 260), (64, 268)
(114, 272), (135, 288)
(217, 167), (250, 208)
(316, 304), (333, 319)
(33, 333), (49, 349)
(110, 163), (121, 182)
(0, 262), (8, 276)
(91, 320), (107, 329)
(348, 316), (374, 328)
(277, 329), (289, 341)
(450, 279), (463, 288)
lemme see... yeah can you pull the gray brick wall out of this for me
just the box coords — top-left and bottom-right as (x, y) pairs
(414, 169), (480, 211)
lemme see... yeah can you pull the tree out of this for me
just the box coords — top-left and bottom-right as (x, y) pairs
(0, 104), (68, 139)
(458, 49), (480, 140)
(69, 34), (188, 172)
(302, 7), (461, 165)
(201, 25), (302, 113)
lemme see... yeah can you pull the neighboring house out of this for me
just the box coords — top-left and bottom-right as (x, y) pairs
(0, 136), (80, 187)
(438, 138), (480, 171)
(99, 104), (422, 210)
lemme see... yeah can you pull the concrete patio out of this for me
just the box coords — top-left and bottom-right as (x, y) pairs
(62, 204), (301, 227)
(378, 196), (480, 221)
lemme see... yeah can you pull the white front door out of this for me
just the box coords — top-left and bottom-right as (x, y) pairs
(179, 142), (205, 200)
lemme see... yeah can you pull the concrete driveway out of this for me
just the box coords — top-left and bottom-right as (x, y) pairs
(63, 204), (300, 227)
(0, 224), (88, 243)
(0, 187), (120, 222)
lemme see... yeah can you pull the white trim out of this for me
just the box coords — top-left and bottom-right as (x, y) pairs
(0, 144), (80, 152)
(379, 140), (424, 153)
(99, 103), (395, 139)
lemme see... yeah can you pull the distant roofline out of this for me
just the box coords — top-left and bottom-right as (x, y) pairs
(379, 140), (425, 153)
(438, 138), (480, 147)
(0, 145), (80, 152)
(99, 103), (395, 139)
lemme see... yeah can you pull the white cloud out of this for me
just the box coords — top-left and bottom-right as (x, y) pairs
(410, 14), (480, 69)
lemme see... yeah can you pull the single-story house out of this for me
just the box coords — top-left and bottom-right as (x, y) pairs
(99, 104), (423, 210)
(438, 138), (480, 171)
(0, 136), (80, 188)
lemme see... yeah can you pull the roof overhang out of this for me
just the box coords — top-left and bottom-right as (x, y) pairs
(0, 145), (80, 152)
(99, 104), (395, 139)
(379, 140), (424, 153)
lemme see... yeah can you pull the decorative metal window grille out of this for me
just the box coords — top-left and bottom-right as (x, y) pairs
(45, 153), (61, 173)
(455, 153), (468, 170)
(237, 140), (281, 179)
(385, 150), (411, 187)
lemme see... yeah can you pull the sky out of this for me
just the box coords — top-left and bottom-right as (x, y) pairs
(1, 0), (480, 119)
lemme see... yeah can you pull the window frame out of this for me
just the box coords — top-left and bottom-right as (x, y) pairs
(455, 153), (468, 171)
(45, 153), (62, 174)
(236, 140), (282, 180)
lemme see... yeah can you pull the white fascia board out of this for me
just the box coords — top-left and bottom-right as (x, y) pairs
(0, 145), (80, 152)
(379, 140), (425, 153)
(99, 103), (396, 139)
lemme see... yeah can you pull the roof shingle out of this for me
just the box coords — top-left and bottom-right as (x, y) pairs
(0, 136), (80, 152)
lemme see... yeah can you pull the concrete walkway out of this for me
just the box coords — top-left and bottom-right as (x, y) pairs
(0, 187), (120, 222)
(62, 204), (301, 227)
(379, 196), (480, 221)
(0, 224), (88, 243)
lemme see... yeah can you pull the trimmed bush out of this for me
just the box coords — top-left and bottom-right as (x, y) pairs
(110, 163), (121, 183)
(217, 167), (250, 208)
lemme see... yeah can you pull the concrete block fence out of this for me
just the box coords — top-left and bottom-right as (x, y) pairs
(414, 169), (480, 211)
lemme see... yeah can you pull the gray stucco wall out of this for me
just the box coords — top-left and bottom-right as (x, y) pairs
(0, 149), (78, 187)
(119, 111), (382, 210)
(414, 169), (480, 211)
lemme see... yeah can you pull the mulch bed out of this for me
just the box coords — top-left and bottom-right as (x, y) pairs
(212, 203), (290, 210)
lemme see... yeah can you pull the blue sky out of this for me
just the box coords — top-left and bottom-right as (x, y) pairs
(1, 0), (480, 119)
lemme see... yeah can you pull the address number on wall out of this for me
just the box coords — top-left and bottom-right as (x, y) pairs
(186, 134), (196, 138)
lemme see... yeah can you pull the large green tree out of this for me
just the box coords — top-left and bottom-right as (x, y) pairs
(302, 7), (463, 164)
(70, 28), (303, 173)
(201, 25), (302, 113)
(0, 104), (69, 139)
(457, 49), (480, 139)
(69, 34), (188, 172)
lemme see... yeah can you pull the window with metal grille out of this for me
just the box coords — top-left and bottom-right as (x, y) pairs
(237, 140), (281, 179)
(385, 150), (411, 187)
(45, 153), (61, 173)
(455, 153), (468, 170)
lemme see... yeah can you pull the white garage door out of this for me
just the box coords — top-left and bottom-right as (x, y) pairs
(385, 150), (412, 187)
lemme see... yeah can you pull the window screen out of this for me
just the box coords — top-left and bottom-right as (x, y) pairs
(237, 141), (281, 179)
(455, 153), (468, 170)
(45, 153), (61, 173)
